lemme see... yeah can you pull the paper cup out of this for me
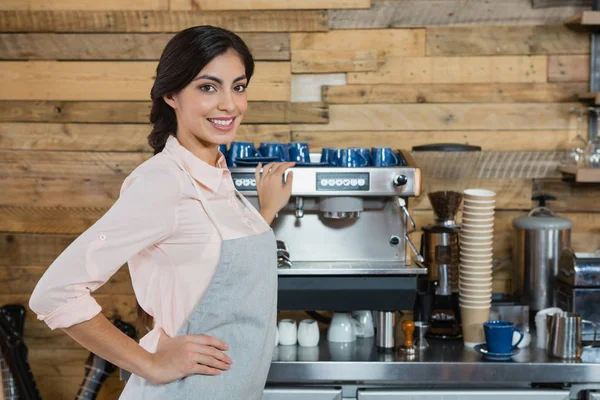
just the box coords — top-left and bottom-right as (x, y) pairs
(460, 240), (493, 248)
(460, 275), (493, 284)
(460, 297), (492, 306)
(460, 265), (493, 273)
(462, 218), (494, 226)
(463, 205), (495, 212)
(464, 198), (496, 205)
(462, 211), (495, 218)
(460, 257), (493, 265)
(461, 305), (490, 345)
(464, 189), (496, 200)
(460, 292), (492, 300)
(459, 283), (493, 292)
(461, 223), (494, 229)
(460, 246), (493, 253)
(460, 252), (493, 260)
(460, 270), (492, 279)
(460, 234), (493, 241)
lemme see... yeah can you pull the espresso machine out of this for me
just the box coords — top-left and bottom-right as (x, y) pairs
(411, 144), (482, 340)
(230, 149), (425, 351)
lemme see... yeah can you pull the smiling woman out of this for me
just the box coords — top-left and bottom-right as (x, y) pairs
(29, 25), (294, 400)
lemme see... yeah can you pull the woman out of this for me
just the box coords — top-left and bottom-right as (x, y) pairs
(29, 26), (294, 399)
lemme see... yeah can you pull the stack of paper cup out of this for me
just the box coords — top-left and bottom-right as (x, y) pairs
(459, 189), (496, 347)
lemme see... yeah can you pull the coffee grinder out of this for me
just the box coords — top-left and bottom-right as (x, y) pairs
(411, 144), (482, 339)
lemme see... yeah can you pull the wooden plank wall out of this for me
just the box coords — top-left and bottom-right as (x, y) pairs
(0, 0), (598, 398)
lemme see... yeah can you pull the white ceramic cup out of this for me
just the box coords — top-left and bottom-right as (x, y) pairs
(351, 310), (375, 338)
(278, 319), (297, 346)
(297, 319), (320, 347)
(534, 307), (563, 349)
(464, 189), (496, 200)
(327, 312), (365, 343)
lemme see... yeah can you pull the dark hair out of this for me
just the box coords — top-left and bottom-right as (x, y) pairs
(147, 25), (255, 155)
(137, 26), (254, 334)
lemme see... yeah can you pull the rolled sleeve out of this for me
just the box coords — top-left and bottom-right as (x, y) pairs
(29, 166), (181, 330)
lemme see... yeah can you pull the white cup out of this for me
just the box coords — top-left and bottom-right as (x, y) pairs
(298, 319), (320, 347)
(327, 312), (365, 343)
(351, 310), (375, 338)
(278, 319), (297, 346)
(534, 307), (563, 349)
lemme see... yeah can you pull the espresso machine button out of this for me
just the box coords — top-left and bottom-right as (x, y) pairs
(393, 175), (408, 187)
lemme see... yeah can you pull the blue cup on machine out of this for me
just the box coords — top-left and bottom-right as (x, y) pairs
(258, 142), (288, 161)
(320, 147), (337, 165)
(288, 142), (311, 163)
(351, 147), (373, 166)
(483, 320), (524, 354)
(331, 148), (369, 168)
(218, 144), (228, 157)
(371, 147), (400, 167)
(227, 141), (259, 166)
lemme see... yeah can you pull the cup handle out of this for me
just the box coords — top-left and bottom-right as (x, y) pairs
(352, 319), (365, 336)
(582, 320), (597, 347)
(389, 150), (399, 166)
(512, 328), (524, 349)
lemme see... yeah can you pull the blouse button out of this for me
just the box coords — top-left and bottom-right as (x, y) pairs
(99, 234), (107, 241)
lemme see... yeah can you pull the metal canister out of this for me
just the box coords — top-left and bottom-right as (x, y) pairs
(512, 205), (572, 324)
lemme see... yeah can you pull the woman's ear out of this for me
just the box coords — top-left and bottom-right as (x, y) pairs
(163, 93), (177, 109)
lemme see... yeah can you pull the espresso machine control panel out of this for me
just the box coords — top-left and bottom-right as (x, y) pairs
(315, 172), (370, 191)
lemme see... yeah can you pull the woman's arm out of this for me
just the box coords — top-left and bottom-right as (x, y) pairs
(255, 162), (295, 225)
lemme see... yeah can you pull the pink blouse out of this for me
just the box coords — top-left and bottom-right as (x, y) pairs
(29, 135), (270, 352)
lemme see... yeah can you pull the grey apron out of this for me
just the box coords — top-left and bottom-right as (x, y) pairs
(121, 171), (277, 399)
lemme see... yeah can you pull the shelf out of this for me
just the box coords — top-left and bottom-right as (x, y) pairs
(558, 165), (600, 182)
(566, 11), (600, 32)
(579, 92), (600, 104)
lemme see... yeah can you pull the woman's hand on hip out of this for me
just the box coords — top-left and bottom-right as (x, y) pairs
(255, 162), (295, 224)
(147, 328), (232, 385)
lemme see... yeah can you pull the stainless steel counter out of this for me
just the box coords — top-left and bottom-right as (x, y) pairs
(267, 335), (600, 385)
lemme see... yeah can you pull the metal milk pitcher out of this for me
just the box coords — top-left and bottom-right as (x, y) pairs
(546, 312), (597, 359)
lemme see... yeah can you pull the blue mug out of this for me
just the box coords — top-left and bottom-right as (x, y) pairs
(227, 141), (259, 166)
(288, 142), (311, 163)
(350, 147), (373, 166)
(371, 147), (399, 167)
(218, 144), (228, 157)
(258, 142), (288, 161)
(483, 320), (524, 354)
(319, 147), (337, 165)
(332, 148), (369, 168)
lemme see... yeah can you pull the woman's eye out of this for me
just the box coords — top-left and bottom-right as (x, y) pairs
(234, 84), (247, 93)
(199, 85), (216, 93)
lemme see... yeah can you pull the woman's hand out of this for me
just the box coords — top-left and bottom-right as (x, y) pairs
(255, 162), (295, 224)
(146, 328), (232, 385)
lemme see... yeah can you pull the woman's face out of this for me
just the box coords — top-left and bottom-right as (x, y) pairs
(164, 48), (248, 148)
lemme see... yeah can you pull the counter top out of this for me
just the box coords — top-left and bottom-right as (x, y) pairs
(267, 335), (600, 385)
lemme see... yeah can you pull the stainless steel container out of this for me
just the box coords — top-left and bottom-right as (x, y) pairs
(513, 206), (572, 323)
(546, 311), (597, 359)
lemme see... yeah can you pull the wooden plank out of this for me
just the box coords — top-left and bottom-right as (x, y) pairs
(347, 56), (547, 84)
(322, 83), (588, 104)
(0, 61), (291, 101)
(0, 10), (328, 33)
(426, 25), (589, 56)
(548, 55), (590, 82)
(329, 0), (588, 29)
(565, 10), (600, 32)
(0, 265), (133, 295)
(532, 0), (591, 8)
(0, 0), (169, 10)
(292, 130), (572, 152)
(291, 73), (347, 102)
(0, 150), (149, 178)
(0, 101), (327, 124)
(291, 29), (425, 73)
(0, 123), (291, 151)
(533, 178), (600, 212)
(411, 179), (533, 210)
(290, 103), (575, 131)
(0, 33), (290, 60)
(170, 0), (370, 10)
(0, 206), (107, 233)
(0, 233), (76, 267)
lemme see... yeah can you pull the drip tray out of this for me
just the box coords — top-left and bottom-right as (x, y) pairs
(277, 261), (426, 276)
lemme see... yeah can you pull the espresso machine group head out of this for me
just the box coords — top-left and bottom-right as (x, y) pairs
(230, 149), (425, 351)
